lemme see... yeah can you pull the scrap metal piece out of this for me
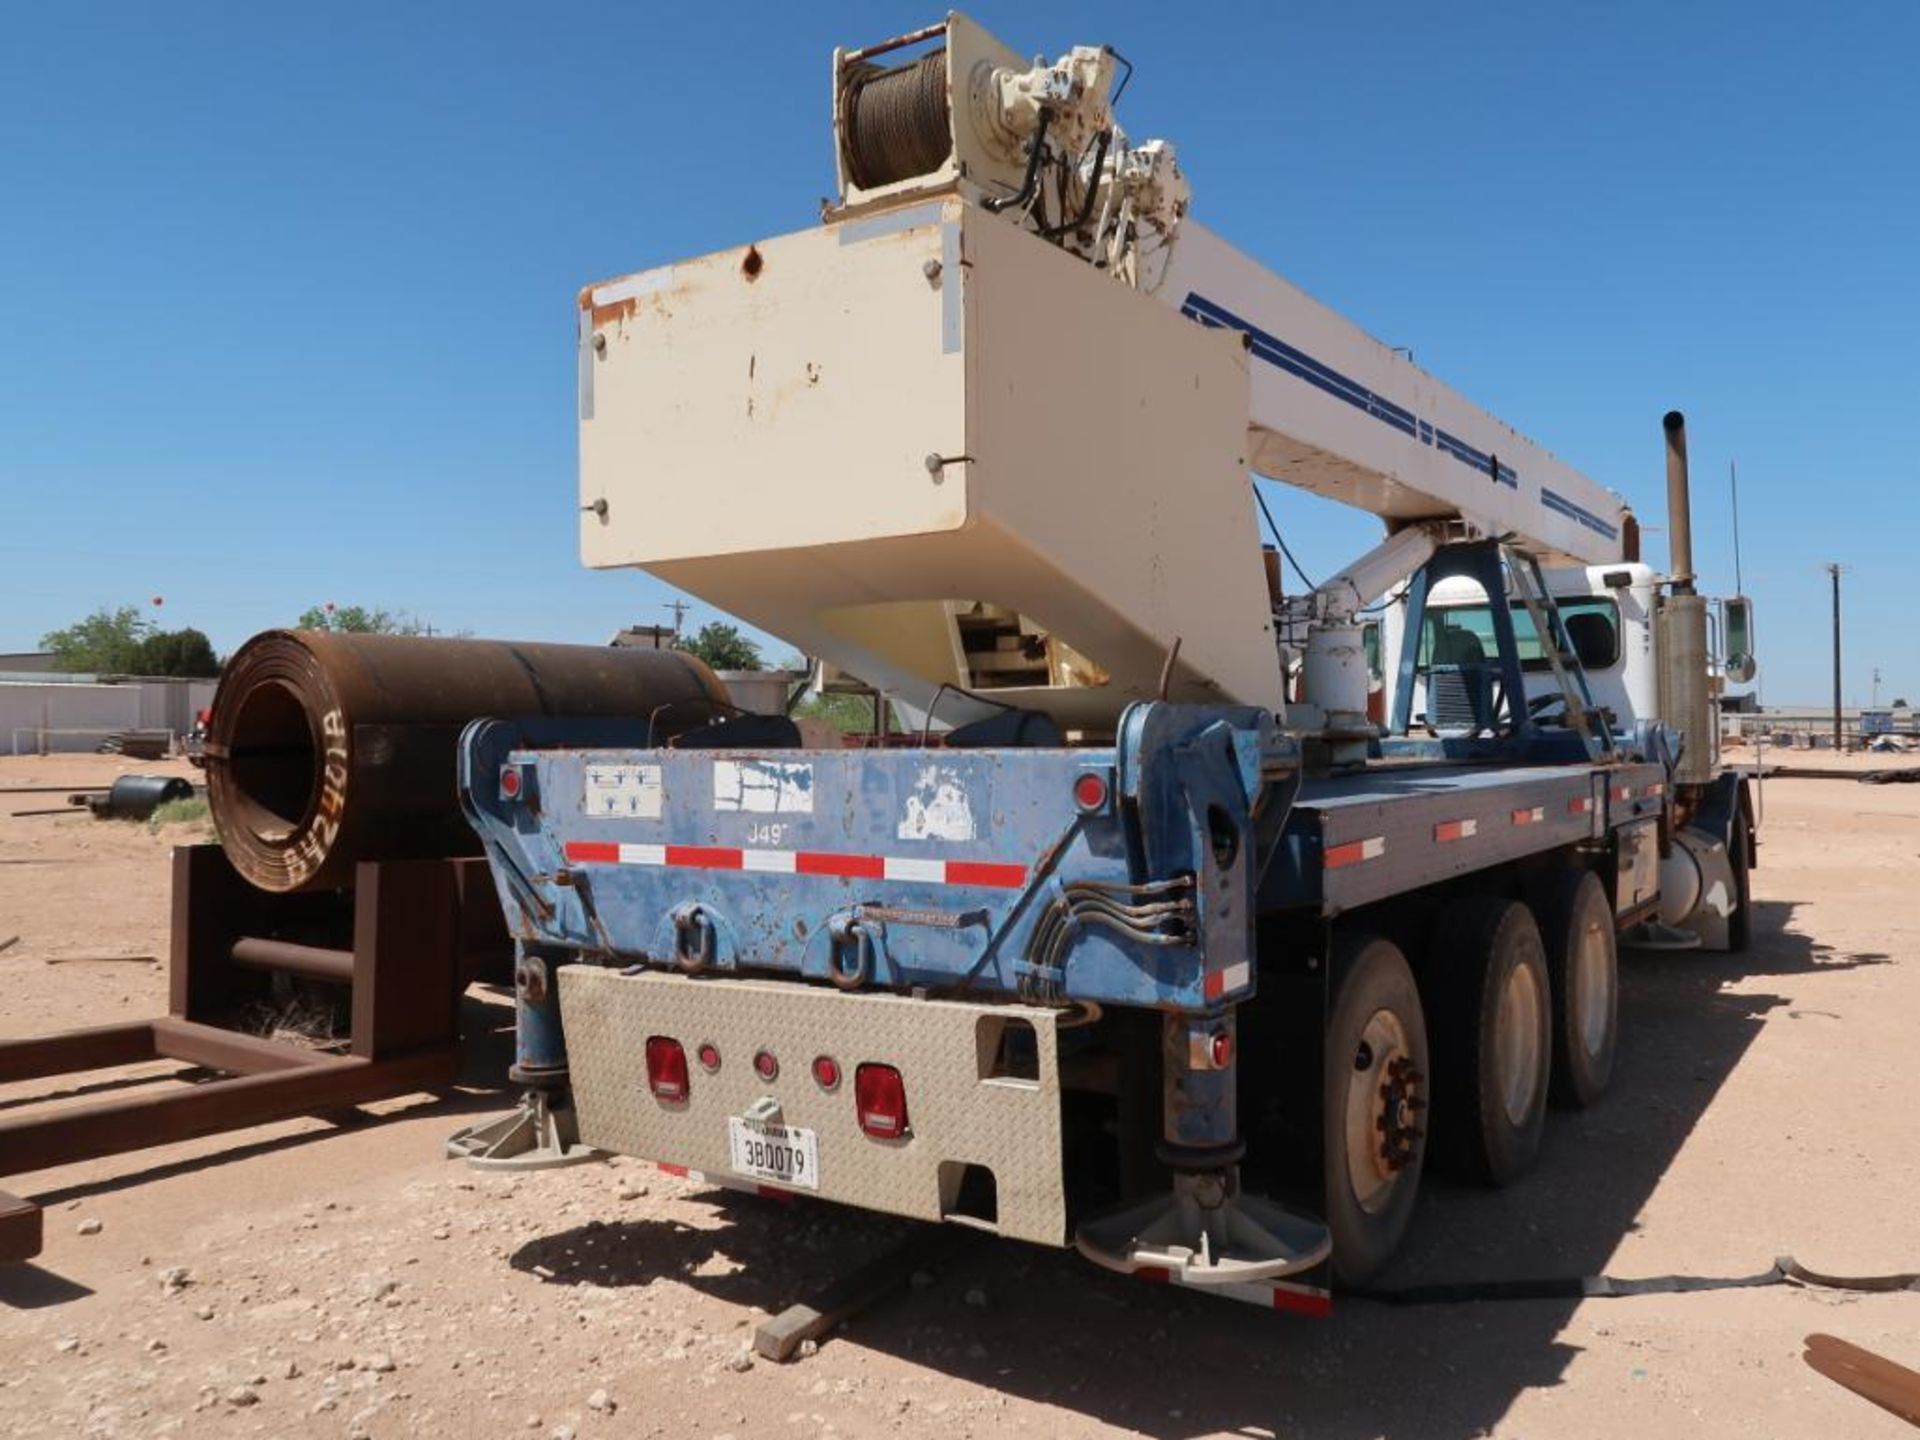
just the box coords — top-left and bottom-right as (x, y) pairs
(1804, 1334), (1920, 1428)
(86, 774), (194, 820)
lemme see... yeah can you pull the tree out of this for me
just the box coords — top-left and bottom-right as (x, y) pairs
(296, 604), (429, 636)
(133, 627), (222, 677)
(679, 621), (762, 672)
(41, 606), (152, 673)
(779, 654), (890, 735)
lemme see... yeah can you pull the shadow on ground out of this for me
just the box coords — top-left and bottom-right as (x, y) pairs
(508, 897), (1885, 1439)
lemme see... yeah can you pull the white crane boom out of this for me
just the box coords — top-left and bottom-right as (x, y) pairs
(1160, 224), (1631, 568)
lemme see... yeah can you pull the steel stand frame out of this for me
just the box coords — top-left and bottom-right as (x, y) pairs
(0, 845), (498, 1263)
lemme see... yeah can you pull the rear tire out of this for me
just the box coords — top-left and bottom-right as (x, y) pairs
(1533, 869), (1618, 1109)
(1323, 933), (1429, 1286)
(1425, 897), (1551, 1186)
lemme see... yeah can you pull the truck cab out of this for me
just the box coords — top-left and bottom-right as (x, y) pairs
(1382, 563), (1660, 740)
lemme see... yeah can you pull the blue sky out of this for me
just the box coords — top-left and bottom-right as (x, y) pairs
(3, 4), (1914, 704)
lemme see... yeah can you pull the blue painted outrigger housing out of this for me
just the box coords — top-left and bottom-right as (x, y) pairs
(459, 703), (1301, 1017)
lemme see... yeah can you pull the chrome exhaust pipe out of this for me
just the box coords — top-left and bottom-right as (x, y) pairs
(1657, 410), (1711, 785)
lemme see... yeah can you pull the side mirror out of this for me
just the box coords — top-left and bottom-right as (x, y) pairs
(1723, 596), (1757, 684)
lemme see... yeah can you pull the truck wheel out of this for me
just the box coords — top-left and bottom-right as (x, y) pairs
(1533, 869), (1617, 1109)
(1426, 897), (1551, 1186)
(1323, 933), (1429, 1286)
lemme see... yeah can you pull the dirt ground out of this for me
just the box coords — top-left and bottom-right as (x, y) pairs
(1, 752), (1916, 1439)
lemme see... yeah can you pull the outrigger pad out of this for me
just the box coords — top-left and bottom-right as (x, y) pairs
(444, 1091), (601, 1172)
(1074, 1169), (1330, 1284)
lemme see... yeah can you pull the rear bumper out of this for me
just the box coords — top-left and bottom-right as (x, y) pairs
(559, 966), (1069, 1246)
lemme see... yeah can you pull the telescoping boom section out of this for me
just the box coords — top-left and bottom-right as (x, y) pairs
(1161, 224), (1632, 569)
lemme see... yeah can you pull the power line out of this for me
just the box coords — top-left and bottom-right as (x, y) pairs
(1825, 562), (1847, 752)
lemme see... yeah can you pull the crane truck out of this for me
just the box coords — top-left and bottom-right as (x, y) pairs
(449, 14), (1761, 1307)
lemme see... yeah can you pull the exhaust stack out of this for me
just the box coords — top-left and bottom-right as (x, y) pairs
(1663, 410), (1696, 592)
(1655, 410), (1712, 785)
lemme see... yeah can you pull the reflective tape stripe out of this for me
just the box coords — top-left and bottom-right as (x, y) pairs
(795, 851), (883, 881)
(653, 1160), (800, 1203)
(740, 849), (797, 874)
(564, 841), (1027, 889)
(945, 860), (1028, 889)
(883, 856), (946, 884)
(1203, 960), (1253, 1000)
(668, 844), (744, 870)
(1511, 806), (1545, 826)
(1128, 1264), (1331, 1316)
(1324, 836), (1387, 869)
(1434, 818), (1478, 843)
(1568, 796), (1595, 814)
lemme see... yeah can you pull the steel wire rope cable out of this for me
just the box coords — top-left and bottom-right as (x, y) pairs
(842, 48), (952, 190)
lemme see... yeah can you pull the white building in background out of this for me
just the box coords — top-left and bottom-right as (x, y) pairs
(0, 671), (219, 754)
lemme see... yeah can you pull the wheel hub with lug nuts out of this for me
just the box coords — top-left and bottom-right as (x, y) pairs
(1346, 1009), (1425, 1215)
(1377, 1054), (1425, 1172)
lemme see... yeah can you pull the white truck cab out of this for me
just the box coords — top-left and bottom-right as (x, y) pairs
(1382, 563), (1660, 738)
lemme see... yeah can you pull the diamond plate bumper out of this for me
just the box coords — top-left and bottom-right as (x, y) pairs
(559, 966), (1068, 1246)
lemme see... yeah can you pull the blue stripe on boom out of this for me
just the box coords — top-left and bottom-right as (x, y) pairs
(1183, 292), (1519, 489)
(1183, 294), (1423, 441)
(1541, 487), (1620, 541)
(1432, 427), (1519, 489)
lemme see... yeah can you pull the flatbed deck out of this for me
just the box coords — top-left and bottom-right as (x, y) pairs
(1276, 758), (1666, 913)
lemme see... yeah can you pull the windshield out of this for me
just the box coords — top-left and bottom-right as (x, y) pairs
(1420, 596), (1620, 672)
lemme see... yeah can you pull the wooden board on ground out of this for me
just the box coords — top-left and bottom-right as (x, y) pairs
(754, 1224), (973, 1363)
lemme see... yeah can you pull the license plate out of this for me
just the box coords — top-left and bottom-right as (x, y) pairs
(726, 1116), (820, 1191)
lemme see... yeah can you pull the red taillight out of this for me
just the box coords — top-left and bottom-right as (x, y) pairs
(854, 1063), (909, 1139)
(753, 1049), (779, 1082)
(645, 1036), (689, 1101)
(812, 1055), (841, 1090)
(1073, 770), (1109, 812)
(1210, 1031), (1234, 1068)
(498, 764), (522, 801)
(696, 1042), (721, 1072)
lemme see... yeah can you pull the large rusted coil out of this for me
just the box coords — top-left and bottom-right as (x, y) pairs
(207, 630), (727, 893)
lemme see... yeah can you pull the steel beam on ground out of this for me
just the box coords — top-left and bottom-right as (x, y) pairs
(0, 1048), (458, 1180)
(0, 1023), (157, 1086)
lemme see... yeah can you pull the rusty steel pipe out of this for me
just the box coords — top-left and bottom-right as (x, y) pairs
(229, 936), (355, 984)
(207, 630), (727, 893)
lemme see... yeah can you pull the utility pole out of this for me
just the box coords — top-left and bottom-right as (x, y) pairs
(663, 598), (691, 644)
(1825, 563), (1843, 752)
